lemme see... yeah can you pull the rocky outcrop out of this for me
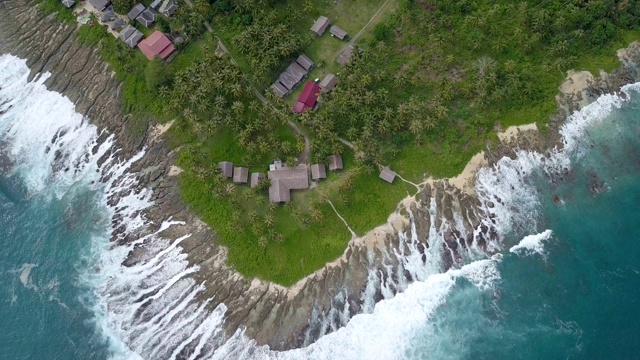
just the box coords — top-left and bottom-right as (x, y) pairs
(3, 0), (640, 354)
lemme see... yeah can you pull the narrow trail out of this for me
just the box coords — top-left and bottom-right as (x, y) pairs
(396, 174), (421, 192)
(326, 199), (357, 239)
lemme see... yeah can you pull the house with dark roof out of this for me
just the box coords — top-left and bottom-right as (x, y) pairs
(330, 25), (348, 40)
(127, 3), (145, 20)
(328, 154), (343, 171)
(218, 161), (234, 178)
(138, 30), (175, 60)
(233, 167), (248, 184)
(61, 0), (74, 8)
(136, 8), (156, 28)
(268, 166), (309, 203)
(379, 166), (397, 183)
(296, 54), (314, 72)
(159, 0), (177, 17)
(338, 44), (355, 66)
(310, 164), (326, 180)
(119, 24), (143, 48)
(271, 82), (289, 98)
(278, 62), (307, 90)
(89, 0), (109, 11)
(251, 173), (265, 188)
(110, 18), (126, 31)
(319, 73), (337, 92)
(293, 82), (320, 113)
(101, 10), (115, 22)
(310, 16), (330, 36)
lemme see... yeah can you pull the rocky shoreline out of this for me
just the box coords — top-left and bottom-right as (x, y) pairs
(2, 0), (640, 353)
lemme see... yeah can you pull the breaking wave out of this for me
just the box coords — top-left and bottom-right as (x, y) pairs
(2, 52), (638, 359)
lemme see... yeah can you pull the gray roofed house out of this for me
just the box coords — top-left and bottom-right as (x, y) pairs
(136, 8), (156, 27)
(89, 0), (109, 11)
(218, 161), (234, 178)
(278, 62), (307, 90)
(271, 82), (289, 98)
(125, 29), (143, 48)
(101, 11), (115, 22)
(379, 166), (397, 183)
(319, 73), (337, 92)
(110, 17), (126, 30)
(268, 166), (309, 203)
(296, 54), (314, 71)
(310, 16), (330, 36)
(328, 154), (343, 171)
(159, 0), (178, 17)
(330, 25), (348, 40)
(233, 167), (249, 184)
(61, 0), (74, 8)
(150, 0), (162, 9)
(251, 173), (266, 188)
(338, 44), (355, 66)
(310, 164), (326, 180)
(127, 3), (145, 20)
(119, 25), (136, 41)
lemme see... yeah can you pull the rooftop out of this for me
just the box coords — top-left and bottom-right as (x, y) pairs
(379, 166), (397, 183)
(296, 54), (314, 71)
(310, 16), (330, 36)
(319, 73), (337, 92)
(330, 25), (348, 40)
(328, 154), (343, 171)
(138, 30), (175, 60)
(268, 166), (309, 203)
(293, 82), (320, 113)
(127, 3), (145, 20)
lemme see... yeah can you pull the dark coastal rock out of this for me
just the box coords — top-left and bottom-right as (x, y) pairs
(4, 0), (640, 353)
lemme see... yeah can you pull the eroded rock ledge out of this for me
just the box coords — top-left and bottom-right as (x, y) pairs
(2, 0), (640, 352)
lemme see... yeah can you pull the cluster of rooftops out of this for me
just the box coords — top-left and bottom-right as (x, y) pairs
(61, 0), (178, 61)
(219, 156), (399, 203)
(218, 155), (344, 203)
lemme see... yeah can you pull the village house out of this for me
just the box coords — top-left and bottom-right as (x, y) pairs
(271, 82), (289, 98)
(61, 0), (74, 8)
(296, 54), (314, 72)
(137, 8), (157, 28)
(218, 161), (234, 178)
(268, 165), (310, 203)
(250, 173), (265, 188)
(100, 10), (115, 22)
(338, 44), (355, 66)
(330, 25), (348, 40)
(159, 0), (178, 17)
(119, 25), (143, 48)
(233, 167), (249, 184)
(319, 73), (337, 92)
(89, 0), (109, 11)
(110, 18), (126, 31)
(127, 3), (145, 20)
(293, 82), (320, 113)
(310, 164), (326, 181)
(278, 62), (307, 91)
(310, 16), (330, 36)
(379, 166), (397, 183)
(138, 30), (175, 60)
(328, 154), (343, 171)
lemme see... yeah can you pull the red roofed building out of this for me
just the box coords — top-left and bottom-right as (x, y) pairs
(138, 30), (176, 60)
(293, 82), (320, 113)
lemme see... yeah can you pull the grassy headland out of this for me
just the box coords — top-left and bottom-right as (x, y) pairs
(39, 0), (640, 285)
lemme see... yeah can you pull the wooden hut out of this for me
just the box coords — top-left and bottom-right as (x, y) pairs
(328, 155), (343, 171)
(330, 25), (348, 40)
(296, 54), (314, 71)
(310, 164), (326, 180)
(218, 161), (234, 178)
(319, 73), (337, 92)
(233, 167), (249, 184)
(379, 166), (397, 183)
(311, 16), (330, 36)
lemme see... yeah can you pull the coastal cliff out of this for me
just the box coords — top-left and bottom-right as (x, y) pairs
(2, 0), (640, 354)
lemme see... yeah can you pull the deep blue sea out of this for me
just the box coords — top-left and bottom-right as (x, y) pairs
(1, 54), (640, 359)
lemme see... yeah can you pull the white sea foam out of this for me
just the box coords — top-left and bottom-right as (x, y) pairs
(510, 229), (553, 258)
(3, 51), (637, 360)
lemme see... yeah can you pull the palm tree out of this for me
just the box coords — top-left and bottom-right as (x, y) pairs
(264, 213), (274, 228)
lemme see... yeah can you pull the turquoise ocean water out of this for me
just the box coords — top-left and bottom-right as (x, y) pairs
(1, 53), (640, 359)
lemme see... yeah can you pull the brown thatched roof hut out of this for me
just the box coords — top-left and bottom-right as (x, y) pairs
(319, 73), (337, 92)
(330, 25), (348, 40)
(296, 54), (314, 71)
